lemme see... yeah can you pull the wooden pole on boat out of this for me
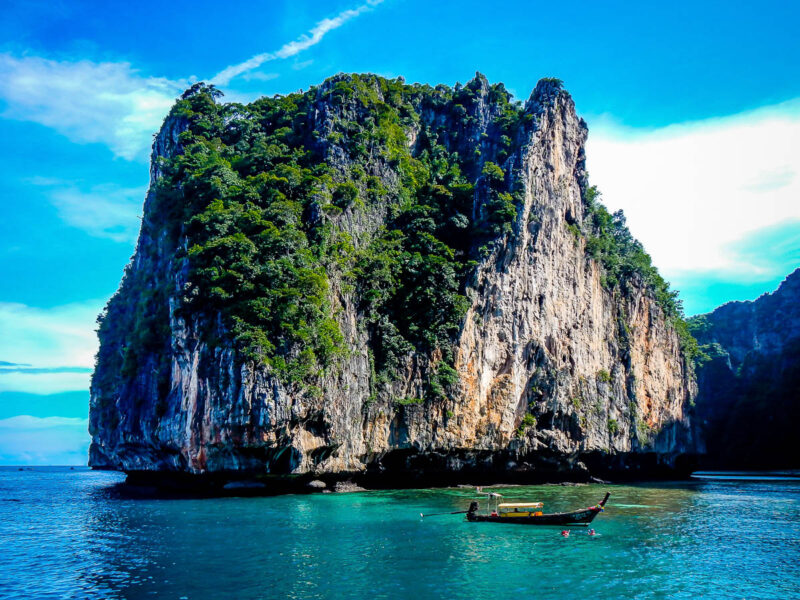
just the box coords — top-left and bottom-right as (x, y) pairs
(420, 510), (469, 518)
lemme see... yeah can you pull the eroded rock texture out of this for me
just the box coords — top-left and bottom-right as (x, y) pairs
(89, 74), (698, 484)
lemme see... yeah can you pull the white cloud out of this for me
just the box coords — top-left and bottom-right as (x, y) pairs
(211, 0), (383, 86)
(585, 100), (800, 281)
(33, 180), (145, 243)
(0, 416), (89, 465)
(0, 300), (103, 393)
(0, 416), (85, 429)
(0, 53), (186, 161)
(0, 2), (382, 160)
(292, 60), (314, 71)
(241, 71), (280, 83)
(0, 372), (91, 395)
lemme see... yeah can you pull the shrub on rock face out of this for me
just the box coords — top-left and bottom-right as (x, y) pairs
(96, 74), (534, 398)
(89, 73), (701, 477)
(597, 369), (612, 383)
(516, 413), (537, 437)
(94, 73), (696, 408)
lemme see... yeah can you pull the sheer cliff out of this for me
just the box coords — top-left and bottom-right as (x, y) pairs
(89, 74), (698, 484)
(690, 269), (800, 468)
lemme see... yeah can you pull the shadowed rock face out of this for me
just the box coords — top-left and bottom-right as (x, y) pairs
(691, 269), (800, 469)
(89, 74), (698, 484)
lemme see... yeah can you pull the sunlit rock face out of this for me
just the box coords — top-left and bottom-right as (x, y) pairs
(89, 74), (698, 484)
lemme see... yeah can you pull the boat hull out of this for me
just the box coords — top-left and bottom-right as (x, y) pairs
(466, 492), (609, 526)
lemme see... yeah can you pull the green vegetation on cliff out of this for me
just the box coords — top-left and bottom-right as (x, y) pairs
(98, 75), (532, 397)
(95, 73), (698, 404)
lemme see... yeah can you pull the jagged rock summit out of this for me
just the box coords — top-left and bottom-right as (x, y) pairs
(89, 73), (699, 487)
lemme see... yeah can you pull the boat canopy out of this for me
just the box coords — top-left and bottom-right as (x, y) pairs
(498, 502), (543, 509)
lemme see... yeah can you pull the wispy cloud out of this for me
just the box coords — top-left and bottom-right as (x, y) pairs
(0, 2), (382, 160)
(0, 366), (91, 374)
(29, 178), (145, 243)
(741, 167), (795, 192)
(292, 59), (314, 71)
(0, 416), (89, 465)
(0, 391), (88, 420)
(211, 0), (383, 86)
(241, 71), (280, 83)
(586, 99), (800, 282)
(0, 300), (103, 394)
(0, 371), (91, 396)
(668, 221), (800, 314)
(0, 53), (186, 161)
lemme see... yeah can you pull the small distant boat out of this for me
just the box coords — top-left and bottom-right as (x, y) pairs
(466, 491), (610, 526)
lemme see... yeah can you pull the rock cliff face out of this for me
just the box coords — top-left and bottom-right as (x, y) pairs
(691, 270), (800, 468)
(89, 74), (698, 485)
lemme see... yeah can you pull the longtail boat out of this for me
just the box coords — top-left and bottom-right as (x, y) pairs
(466, 491), (610, 525)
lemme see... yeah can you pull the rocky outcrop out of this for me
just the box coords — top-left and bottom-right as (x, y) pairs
(691, 269), (800, 468)
(89, 74), (698, 486)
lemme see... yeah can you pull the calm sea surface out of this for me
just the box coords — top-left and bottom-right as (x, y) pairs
(1, 468), (798, 599)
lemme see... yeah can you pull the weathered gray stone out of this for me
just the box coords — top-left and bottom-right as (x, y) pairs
(89, 76), (698, 481)
(333, 481), (366, 493)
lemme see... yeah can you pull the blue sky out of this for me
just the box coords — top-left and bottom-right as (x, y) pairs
(0, 0), (798, 464)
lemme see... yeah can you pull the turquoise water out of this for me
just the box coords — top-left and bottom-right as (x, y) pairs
(1, 468), (798, 599)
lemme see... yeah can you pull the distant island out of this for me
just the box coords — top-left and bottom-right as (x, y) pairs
(87, 73), (797, 492)
(690, 268), (800, 469)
